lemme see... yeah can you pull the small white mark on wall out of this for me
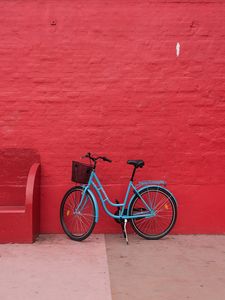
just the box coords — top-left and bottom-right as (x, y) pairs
(176, 42), (180, 57)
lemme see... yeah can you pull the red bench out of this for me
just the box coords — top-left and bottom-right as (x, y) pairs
(0, 149), (41, 243)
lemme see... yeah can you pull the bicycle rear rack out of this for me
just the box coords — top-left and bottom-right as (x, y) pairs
(136, 180), (167, 189)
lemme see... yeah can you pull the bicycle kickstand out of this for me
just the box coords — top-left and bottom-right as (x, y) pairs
(123, 219), (129, 245)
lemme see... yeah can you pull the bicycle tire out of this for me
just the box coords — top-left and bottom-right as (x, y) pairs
(129, 186), (177, 240)
(60, 186), (96, 241)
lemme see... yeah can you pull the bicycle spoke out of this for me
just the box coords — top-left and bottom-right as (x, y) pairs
(80, 214), (91, 228)
(80, 213), (95, 218)
(154, 199), (170, 213)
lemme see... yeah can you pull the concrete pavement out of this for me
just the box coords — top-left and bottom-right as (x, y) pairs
(106, 234), (225, 300)
(0, 235), (111, 300)
(0, 234), (225, 300)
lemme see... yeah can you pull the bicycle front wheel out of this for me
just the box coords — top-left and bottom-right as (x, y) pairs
(129, 186), (177, 240)
(60, 186), (96, 241)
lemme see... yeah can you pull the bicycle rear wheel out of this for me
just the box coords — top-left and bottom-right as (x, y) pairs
(129, 186), (177, 240)
(60, 186), (96, 241)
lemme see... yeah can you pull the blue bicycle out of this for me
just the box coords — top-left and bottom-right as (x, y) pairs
(60, 153), (177, 243)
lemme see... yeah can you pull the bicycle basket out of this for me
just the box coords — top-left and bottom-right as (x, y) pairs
(72, 161), (93, 184)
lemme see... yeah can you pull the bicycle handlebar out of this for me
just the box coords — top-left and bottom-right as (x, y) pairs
(82, 152), (112, 163)
(101, 156), (112, 163)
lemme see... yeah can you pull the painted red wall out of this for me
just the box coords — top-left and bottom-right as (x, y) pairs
(1, 0), (225, 234)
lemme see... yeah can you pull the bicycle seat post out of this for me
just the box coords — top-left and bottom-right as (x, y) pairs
(130, 167), (137, 182)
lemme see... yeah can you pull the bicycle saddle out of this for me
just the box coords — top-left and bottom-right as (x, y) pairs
(127, 160), (144, 168)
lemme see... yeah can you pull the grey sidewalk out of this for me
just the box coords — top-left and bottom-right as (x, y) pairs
(106, 235), (225, 300)
(0, 235), (111, 300)
(0, 235), (225, 300)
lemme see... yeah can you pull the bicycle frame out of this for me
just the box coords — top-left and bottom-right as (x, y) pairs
(76, 170), (155, 222)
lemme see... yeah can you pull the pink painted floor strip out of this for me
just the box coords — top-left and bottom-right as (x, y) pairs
(0, 234), (112, 300)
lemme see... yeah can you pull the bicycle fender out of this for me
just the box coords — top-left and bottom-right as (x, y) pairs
(127, 185), (178, 213)
(87, 188), (99, 223)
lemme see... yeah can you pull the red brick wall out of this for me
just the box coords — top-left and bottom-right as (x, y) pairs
(1, 0), (225, 234)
